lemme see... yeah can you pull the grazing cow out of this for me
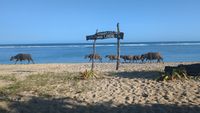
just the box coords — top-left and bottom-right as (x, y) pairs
(141, 52), (163, 63)
(105, 55), (118, 62)
(10, 53), (35, 64)
(85, 54), (102, 62)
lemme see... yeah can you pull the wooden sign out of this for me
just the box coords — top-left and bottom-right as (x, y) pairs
(86, 31), (124, 40)
(86, 23), (123, 71)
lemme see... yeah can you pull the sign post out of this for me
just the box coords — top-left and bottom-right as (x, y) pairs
(86, 23), (124, 70)
(91, 29), (98, 71)
(116, 23), (120, 70)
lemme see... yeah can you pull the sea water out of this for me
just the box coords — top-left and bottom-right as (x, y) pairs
(0, 41), (200, 64)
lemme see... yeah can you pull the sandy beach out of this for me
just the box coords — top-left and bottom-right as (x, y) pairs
(0, 62), (200, 113)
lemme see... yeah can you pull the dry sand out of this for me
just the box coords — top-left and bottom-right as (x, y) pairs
(0, 62), (200, 113)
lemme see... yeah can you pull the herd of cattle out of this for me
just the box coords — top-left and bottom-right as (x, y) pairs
(9, 52), (163, 64)
(85, 52), (164, 63)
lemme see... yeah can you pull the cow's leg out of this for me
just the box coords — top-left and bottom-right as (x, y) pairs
(161, 59), (164, 64)
(15, 60), (18, 64)
(32, 60), (35, 64)
(146, 59), (148, 63)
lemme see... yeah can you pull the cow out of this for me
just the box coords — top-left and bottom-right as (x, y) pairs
(120, 55), (133, 63)
(10, 53), (35, 64)
(141, 52), (163, 63)
(132, 55), (142, 63)
(85, 54), (102, 62)
(105, 55), (118, 62)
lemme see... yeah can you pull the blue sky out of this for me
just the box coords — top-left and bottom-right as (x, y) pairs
(0, 0), (200, 44)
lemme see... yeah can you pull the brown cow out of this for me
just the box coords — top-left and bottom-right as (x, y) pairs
(85, 54), (102, 62)
(120, 55), (133, 63)
(105, 55), (118, 62)
(132, 55), (142, 63)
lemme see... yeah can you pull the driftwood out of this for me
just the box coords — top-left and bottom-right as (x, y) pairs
(164, 63), (200, 76)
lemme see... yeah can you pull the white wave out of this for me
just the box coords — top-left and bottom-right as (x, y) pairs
(157, 43), (200, 46)
(97, 44), (116, 47)
(0, 45), (85, 48)
(84, 44), (149, 47)
(0, 42), (199, 49)
(0, 46), (17, 49)
(121, 44), (149, 47)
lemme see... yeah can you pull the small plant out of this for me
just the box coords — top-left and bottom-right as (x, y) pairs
(171, 67), (188, 80)
(157, 67), (188, 81)
(80, 70), (97, 79)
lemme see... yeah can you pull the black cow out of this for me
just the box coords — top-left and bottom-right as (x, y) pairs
(10, 53), (35, 64)
(141, 52), (163, 63)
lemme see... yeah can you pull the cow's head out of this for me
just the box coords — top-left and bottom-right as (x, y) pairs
(10, 56), (15, 61)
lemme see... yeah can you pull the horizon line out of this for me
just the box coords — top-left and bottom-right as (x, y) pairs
(0, 41), (200, 45)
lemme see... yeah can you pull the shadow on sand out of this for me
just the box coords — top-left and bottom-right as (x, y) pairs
(0, 96), (199, 113)
(112, 71), (161, 80)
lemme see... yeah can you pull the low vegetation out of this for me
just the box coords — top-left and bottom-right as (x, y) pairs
(0, 75), (17, 82)
(80, 70), (98, 79)
(0, 72), (95, 98)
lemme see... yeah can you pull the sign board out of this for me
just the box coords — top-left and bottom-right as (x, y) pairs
(86, 31), (124, 40)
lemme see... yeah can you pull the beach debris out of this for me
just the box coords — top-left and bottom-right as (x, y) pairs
(157, 67), (188, 81)
(157, 63), (200, 81)
(142, 92), (148, 97)
(165, 63), (200, 76)
(80, 70), (97, 79)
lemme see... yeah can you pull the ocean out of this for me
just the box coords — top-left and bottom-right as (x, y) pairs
(0, 41), (200, 64)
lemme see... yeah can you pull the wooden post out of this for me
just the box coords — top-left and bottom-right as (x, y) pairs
(91, 29), (98, 71)
(116, 23), (120, 70)
(91, 39), (96, 71)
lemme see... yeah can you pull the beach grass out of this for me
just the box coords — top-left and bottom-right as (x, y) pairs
(0, 72), (95, 98)
(0, 75), (17, 82)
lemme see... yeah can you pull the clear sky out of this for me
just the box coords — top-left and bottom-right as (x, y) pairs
(0, 0), (200, 44)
